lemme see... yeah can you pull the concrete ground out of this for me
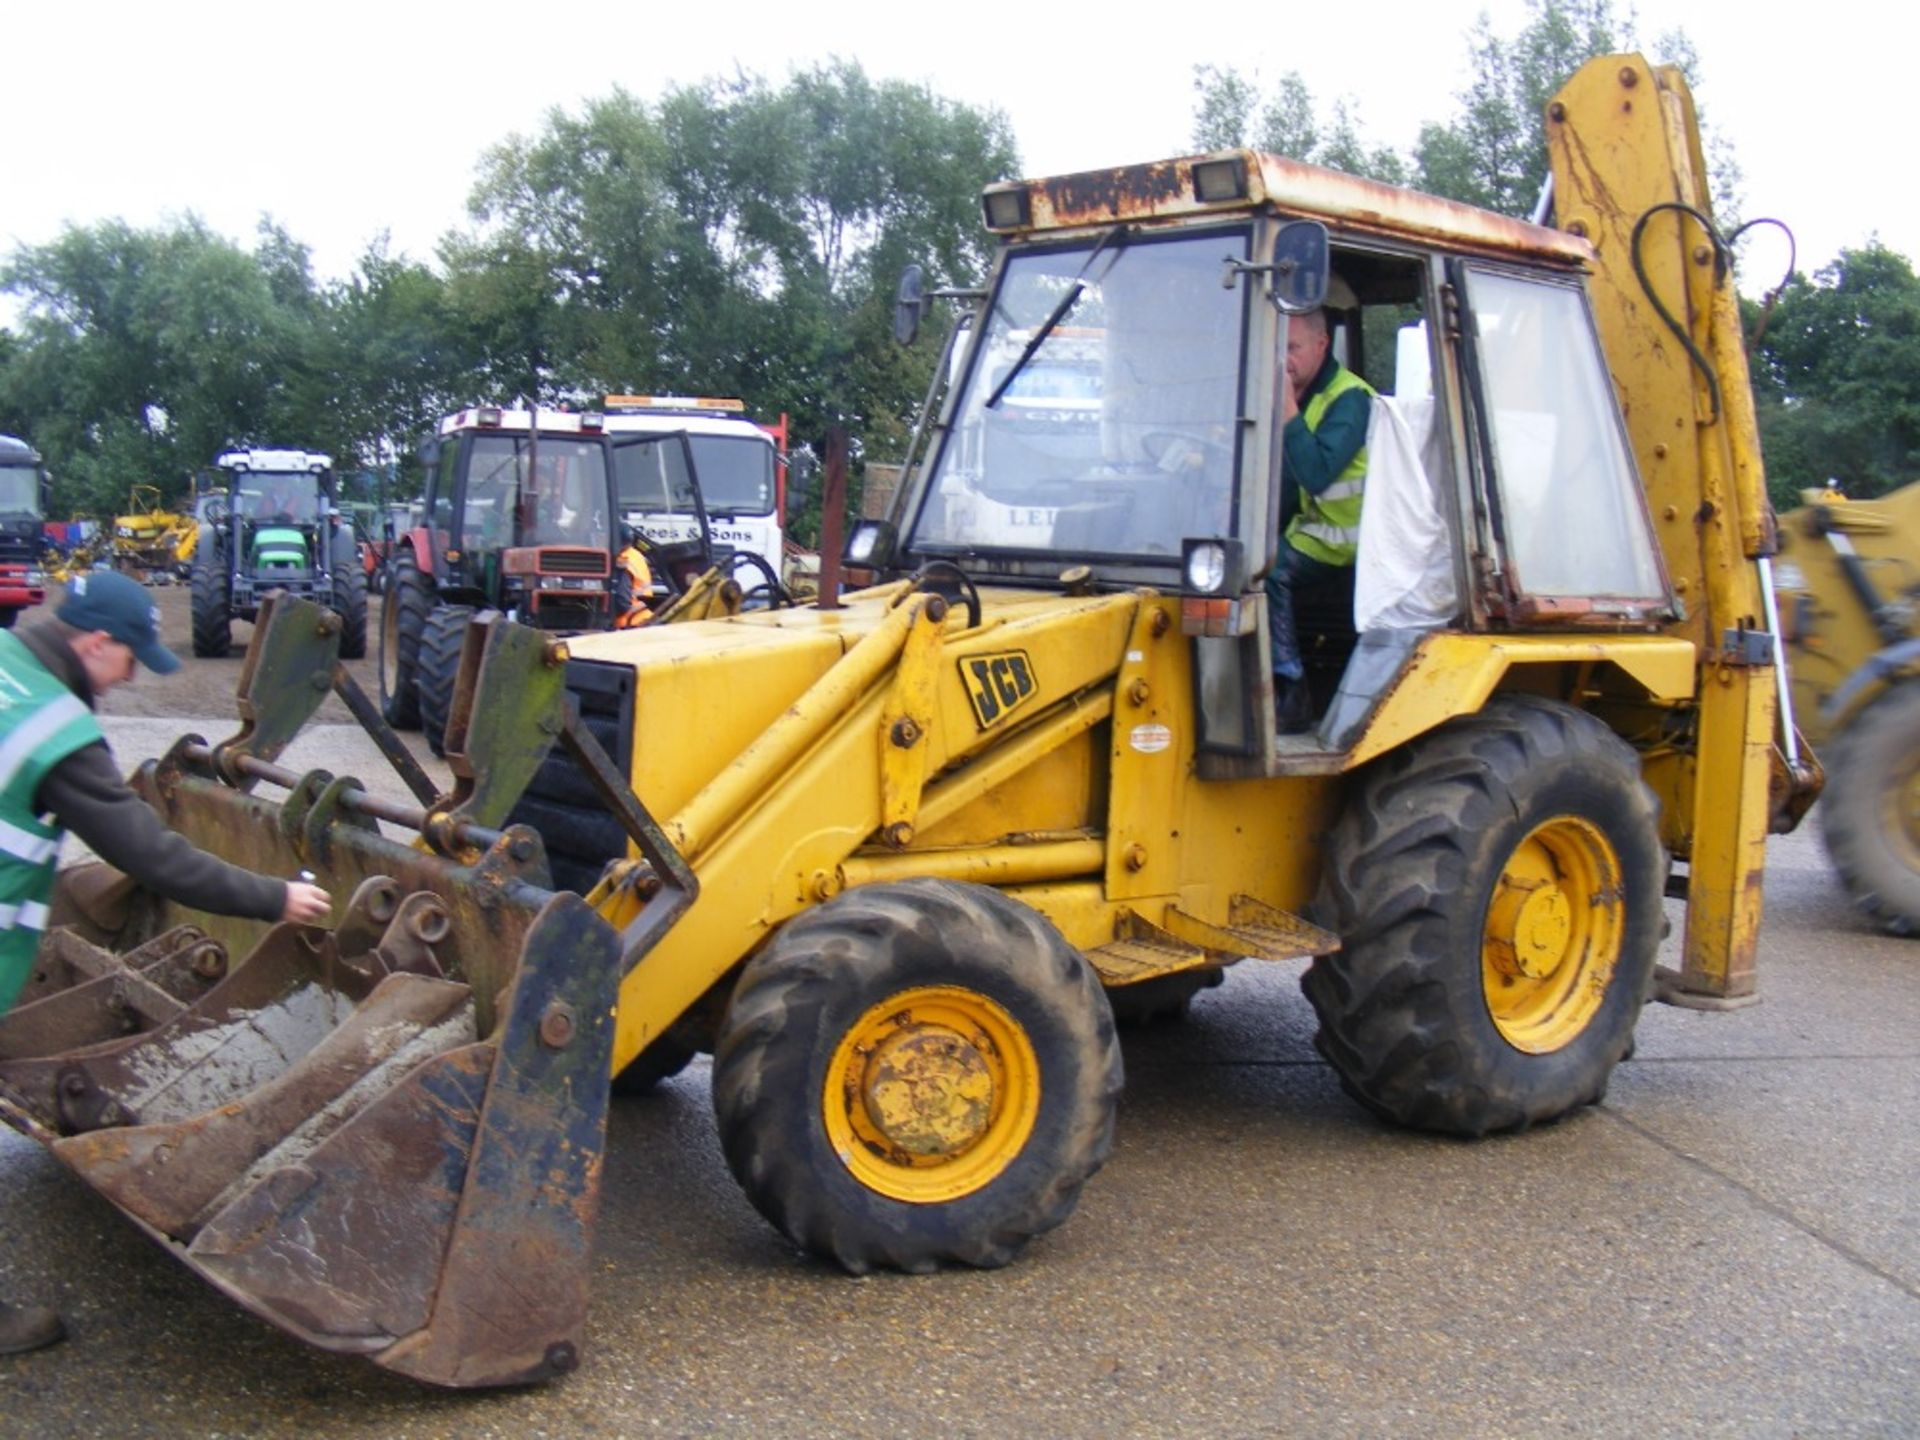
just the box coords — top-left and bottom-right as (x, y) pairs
(1, 716), (1915, 1438)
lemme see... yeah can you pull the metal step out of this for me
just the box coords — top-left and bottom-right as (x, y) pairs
(1084, 931), (1211, 985)
(1084, 898), (1339, 986)
(1161, 895), (1341, 962)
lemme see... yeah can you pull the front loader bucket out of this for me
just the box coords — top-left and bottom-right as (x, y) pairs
(0, 597), (694, 1387)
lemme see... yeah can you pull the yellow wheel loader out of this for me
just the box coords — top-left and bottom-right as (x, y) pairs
(0, 54), (1813, 1387)
(1773, 481), (1920, 931)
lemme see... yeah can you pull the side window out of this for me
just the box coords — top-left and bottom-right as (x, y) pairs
(1461, 268), (1667, 603)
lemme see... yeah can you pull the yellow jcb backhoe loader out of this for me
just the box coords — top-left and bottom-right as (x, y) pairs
(0, 53), (1814, 1387)
(1772, 481), (1920, 931)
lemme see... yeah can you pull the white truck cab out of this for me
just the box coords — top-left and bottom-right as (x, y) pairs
(603, 396), (785, 578)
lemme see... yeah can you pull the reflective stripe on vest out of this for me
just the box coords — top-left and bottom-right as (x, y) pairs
(0, 632), (105, 1013)
(1284, 365), (1375, 567)
(0, 900), (50, 931)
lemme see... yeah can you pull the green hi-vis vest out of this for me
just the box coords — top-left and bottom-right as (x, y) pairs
(1283, 365), (1375, 567)
(0, 632), (104, 1012)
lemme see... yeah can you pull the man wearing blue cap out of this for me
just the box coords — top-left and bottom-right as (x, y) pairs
(0, 570), (331, 1354)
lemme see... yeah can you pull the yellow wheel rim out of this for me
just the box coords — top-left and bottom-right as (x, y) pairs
(1481, 815), (1624, 1054)
(823, 985), (1040, 1205)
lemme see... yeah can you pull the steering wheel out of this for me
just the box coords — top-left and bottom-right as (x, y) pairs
(1140, 430), (1234, 472)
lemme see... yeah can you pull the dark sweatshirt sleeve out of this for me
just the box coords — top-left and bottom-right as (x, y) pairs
(38, 742), (288, 922)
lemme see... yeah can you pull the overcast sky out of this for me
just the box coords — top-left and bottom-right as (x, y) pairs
(4, 1), (1881, 301)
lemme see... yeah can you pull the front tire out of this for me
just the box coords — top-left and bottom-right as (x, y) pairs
(418, 602), (475, 757)
(1821, 679), (1920, 935)
(331, 558), (369, 660)
(379, 550), (432, 729)
(610, 1033), (698, 1096)
(713, 879), (1123, 1274)
(190, 560), (231, 658)
(1304, 696), (1665, 1136)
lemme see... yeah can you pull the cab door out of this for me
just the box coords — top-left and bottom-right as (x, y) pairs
(1450, 261), (1675, 627)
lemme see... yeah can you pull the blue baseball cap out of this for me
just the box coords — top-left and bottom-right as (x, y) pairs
(58, 571), (181, 675)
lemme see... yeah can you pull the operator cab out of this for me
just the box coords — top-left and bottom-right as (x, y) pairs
(869, 153), (1675, 772)
(419, 407), (619, 632)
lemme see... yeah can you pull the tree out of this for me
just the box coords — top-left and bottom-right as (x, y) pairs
(1749, 245), (1920, 506)
(1188, 1), (1726, 218)
(1188, 67), (1403, 184)
(323, 238), (476, 484)
(1413, 1), (1629, 212)
(446, 58), (1017, 470)
(0, 218), (328, 515)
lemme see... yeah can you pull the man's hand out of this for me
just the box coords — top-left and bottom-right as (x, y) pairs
(1280, 378), (1301, 426)
(281, 881), (332, 926)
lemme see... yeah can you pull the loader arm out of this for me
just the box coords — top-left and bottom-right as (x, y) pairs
(593, 587), (1144, 1072)
(1546, 54), (1815, 1002)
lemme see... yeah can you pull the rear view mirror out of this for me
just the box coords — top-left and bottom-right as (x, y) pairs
(894, 265), (928, 346)
(1270, 221), (1330, 314)
(786, 450), (821, 514)
(845, 519), (897, 570)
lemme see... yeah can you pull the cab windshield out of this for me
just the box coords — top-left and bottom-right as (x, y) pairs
(912, 226), (1250, 565)
(618, 435), (773, 517)
(462, 435), (610, 550)
(239, 472), (322, 523)
(0, 465), (39, 516)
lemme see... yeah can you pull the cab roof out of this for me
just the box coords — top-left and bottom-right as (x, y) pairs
(982, 150), (1593, 268)
(216, 448), (332, 472)
(438, 407), (605, 437)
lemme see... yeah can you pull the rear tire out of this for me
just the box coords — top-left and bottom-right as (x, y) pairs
(1821, 679), (1920, 936)
(713, 879), (1122, 1274)
(418, 603), (475, 757)
(1304, 696), (1665, 1136)
(379, 550), (431, 729)
(190, 560), (231, 658)
(332, 561), (369, 660)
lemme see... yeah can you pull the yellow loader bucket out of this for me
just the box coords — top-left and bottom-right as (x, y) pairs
(0, 598), (694, 1387)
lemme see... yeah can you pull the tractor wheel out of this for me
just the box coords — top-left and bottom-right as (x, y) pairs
(1303, 695), (1665, 1136)
(1104, 967), (1224, 1026)
(418, 603), (475, 758)
(331, 559), (369, 661)
(189, 561), (231, 658)
(713, 879), (1122, 1274)
(0, 608), (15, 630)
(1820, 679), (1920, 936)
(379, 550), (432, 729)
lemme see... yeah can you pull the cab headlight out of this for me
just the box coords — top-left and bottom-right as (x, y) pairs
(1181, 537), (1243, 596)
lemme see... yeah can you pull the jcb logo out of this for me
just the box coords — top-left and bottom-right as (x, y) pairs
(960, 651), (1037, 729)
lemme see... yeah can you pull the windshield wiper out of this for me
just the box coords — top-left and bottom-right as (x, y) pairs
(985, 226), (1129, 411)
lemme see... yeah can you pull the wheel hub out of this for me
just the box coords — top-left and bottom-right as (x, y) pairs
(1487, 881), (1574, 979)
(823, 985), (1040, 1205)
(859, 1026), (995, 1158)
(1481, 814), (1624, 1054)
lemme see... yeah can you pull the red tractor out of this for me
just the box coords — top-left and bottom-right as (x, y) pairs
(380, 407), (625, 751)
